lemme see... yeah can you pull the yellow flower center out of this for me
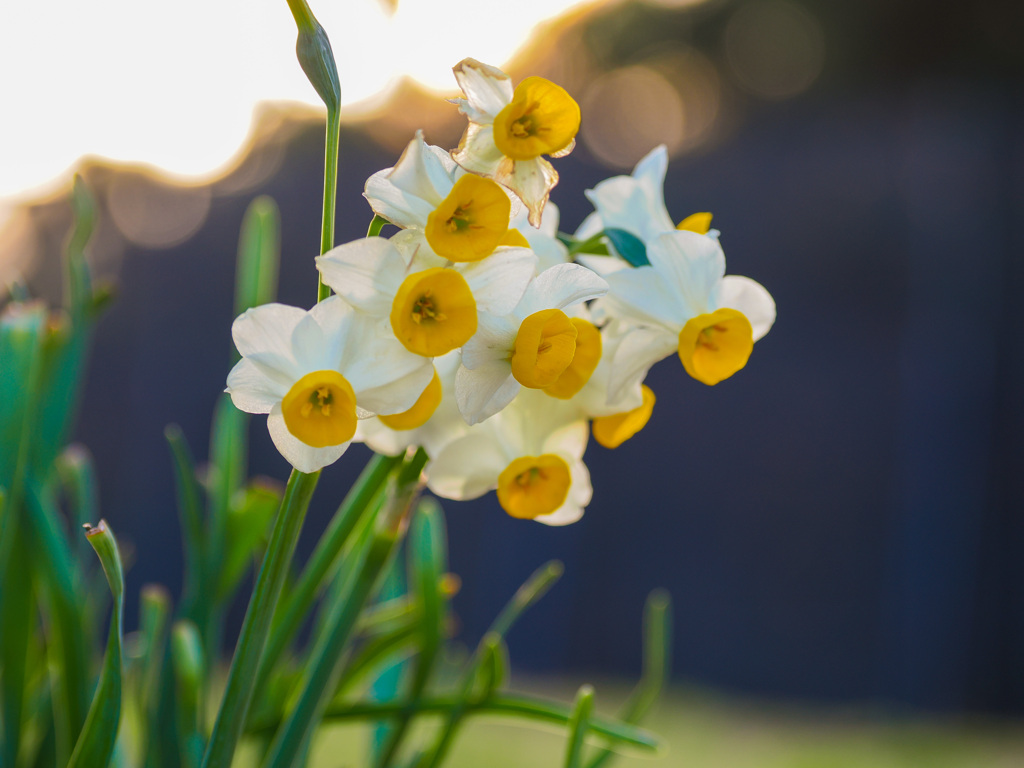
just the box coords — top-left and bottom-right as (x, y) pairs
(492, 76), (581, 161)
(390, 268), (477, 357)
(378, 367), (442, 431)
(543, 318), (602, 399)
(592, 385), (656, 449)
(281, 370), (357, 448)
(676, 212), (713, 234)
(510, 309), (577, 389)
(677, 308), (753, 385)
(497, 454), (572, 519)
(424, 175), (511, 262)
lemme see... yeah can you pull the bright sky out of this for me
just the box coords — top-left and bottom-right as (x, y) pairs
(0, 0), (593, 205)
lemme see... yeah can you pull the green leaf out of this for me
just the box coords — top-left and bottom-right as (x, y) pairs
(65, 175), (97, 320)
(418, 560), (564, 768)
(171, 621), (206, 768)
(68, 520), (125, 768)
(603, 229), (649, 267)
(255, 452), (401, 695)
(373, 498), (449, 767)
(585, 589), (671, 768)
(0, 301), (47, 490)
(56, 445), (100, 560)
(165, 425), (205, 624)
(201, 469), (319, 768)
(217, 480), (283, 602)
(0, 490), (32, 768)
(470, 635), (508, 701)
(234, 196), (281, 318)
(564, 686), (595, 768)
(136, 584), (171, 767)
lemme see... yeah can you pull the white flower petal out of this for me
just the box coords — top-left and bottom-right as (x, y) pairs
(452, 58), (513, 122)
(455, 361), (520, 425)
(341, 326), (434, 415)
(607, 326), (677, 405)
(451, 122), (505, 176)
(720, 275), (776, 342)
(461, 248), (537, 316)
(267, 403), (349, 473)
(355, 418), (416, 457)
(364, 132), (457, 227)
(541, 420), (590, 459)
(426, 432), (507, 500)
(647, 230), (725, 316)
(316, 238), (406, 317)
(516, 263), (608, 317)
(599, 266), (682, 331)
(461, 312), (516, 369)
(232, 303), (305, 363)
(225, 358), (285, 414)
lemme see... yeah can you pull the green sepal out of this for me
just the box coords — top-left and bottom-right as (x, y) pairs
(367, 214), (389, 238)
(603, 229), (649, 267)
(68, 520), (125, 768)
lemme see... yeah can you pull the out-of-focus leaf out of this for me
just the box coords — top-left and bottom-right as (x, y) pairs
(65, 175), (97, 320)
(68, 520), (125, 768)
(564, 686), (595, 768)
(217, 480), (282, 602)
(470, 634), (509, 702)
(56, 445), (99, 560)
(0, 301), (47, 490)
(165, 425), (205, 624)
(0, 489), (32, 768)
(171, 621), (206, 768)
(585, 589), (672, 768)
(234, 196), (281, 318)
(137, 585), (171, 722)
(603, 229), (649, 267)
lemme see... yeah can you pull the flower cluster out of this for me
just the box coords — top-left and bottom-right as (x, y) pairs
(227, 59), (776, 525)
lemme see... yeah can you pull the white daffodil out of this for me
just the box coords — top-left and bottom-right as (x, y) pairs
(576, 145), (719, 249)
(456, 263), (608, 425)
(355, 351), (470, 459)
(364, 131), (529, 263)
(226, 297), (434, 473)
(316, 235), (536, 360)
(427, 389), (592, 526)
(594, 229), (775, 402)
(450, 58), (580, 228)
(510, 200), (570, 273)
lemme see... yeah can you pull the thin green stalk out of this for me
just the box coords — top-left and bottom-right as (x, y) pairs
(201, 469), (319, 768)
(309, 694), (660, 753)
(255, 453), (400, 695)
(318, 107), (341, 301)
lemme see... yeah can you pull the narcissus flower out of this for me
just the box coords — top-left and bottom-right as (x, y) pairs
(510, 200), (571, 273)
(317, 236), (536, 359)
(427, 389), (592, 525)
(595, 230), (775, 400)
(364, 132), (526, 263)
(450, 58), (580, 227)
(355, 351), (471, 459)
(576, 145), (719, 248)
(456, 263), (608, 425)
(226, 297), (433, 473)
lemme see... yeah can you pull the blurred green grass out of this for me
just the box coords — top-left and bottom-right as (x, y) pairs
(278, 678), (1024, 767)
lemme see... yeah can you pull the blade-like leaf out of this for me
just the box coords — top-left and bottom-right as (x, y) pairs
(564, 686), (595, 768)
(68, 520), (125, 768)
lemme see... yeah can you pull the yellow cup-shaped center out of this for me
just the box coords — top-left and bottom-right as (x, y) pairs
(544, 318), (602, 399)
(511, 309), (577, 389)
(391, 268), (477, 357)
(425, 175), (511, 262)
(677, 308), (754, 385)
(497, 454), (572, 519)
(493, 77), (581, 161)
(281, 370), (358, 448)
(378, 367), (442, 431)
(592, 385), (656, 449)
(676, 212), (713, 234)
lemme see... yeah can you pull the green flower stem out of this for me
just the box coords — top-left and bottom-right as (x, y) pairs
(263, 452), (428, 768)
(301, 694), (660, 753)
(318, 107), (341, 302)
(201, 469), (320, 768)
(254, 452), (401, 697)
